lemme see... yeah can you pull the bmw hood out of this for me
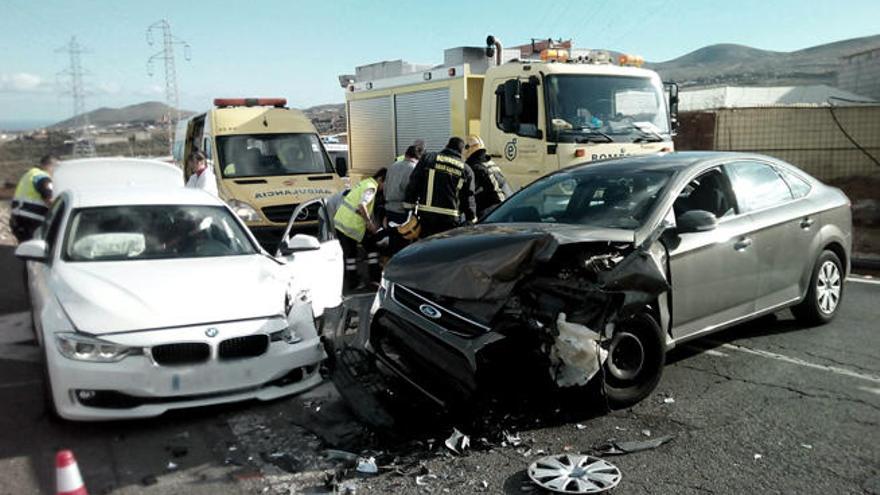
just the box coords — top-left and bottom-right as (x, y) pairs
(384, 223), (635, 301)
(53, 255), (288, 334)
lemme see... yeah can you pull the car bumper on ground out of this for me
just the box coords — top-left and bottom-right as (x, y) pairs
(45, 314), (325, 421)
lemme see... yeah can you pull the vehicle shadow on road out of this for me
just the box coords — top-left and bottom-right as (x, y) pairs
(666, 312), (803, 365)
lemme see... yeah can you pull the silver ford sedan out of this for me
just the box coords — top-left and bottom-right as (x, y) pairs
(366, 151), (852, 410)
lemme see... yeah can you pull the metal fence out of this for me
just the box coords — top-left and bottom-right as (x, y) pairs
(675, 105), (880, 181)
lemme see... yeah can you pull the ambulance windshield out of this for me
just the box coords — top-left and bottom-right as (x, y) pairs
(217, 133), (335, 178)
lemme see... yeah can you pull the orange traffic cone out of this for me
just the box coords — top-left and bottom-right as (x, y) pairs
(56, 449), (88, 495)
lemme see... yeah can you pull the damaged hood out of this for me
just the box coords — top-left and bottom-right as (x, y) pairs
(53, 255), (287, 334)
(385, 223), (634, 300)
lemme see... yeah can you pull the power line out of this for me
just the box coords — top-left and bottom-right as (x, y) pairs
(146, 19), (190, 155)
(56, 36), (95, 157)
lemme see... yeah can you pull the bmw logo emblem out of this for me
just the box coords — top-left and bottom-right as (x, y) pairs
(205, 327), (219, 338)
(419, 304), (442, 319)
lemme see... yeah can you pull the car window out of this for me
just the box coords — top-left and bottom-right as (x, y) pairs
(672, 169), (736, 220)
(779, 168), (811, 199)
(727, 161), (793, 212)
(63, 205), (257, 262)
(484, 168), (672, 229)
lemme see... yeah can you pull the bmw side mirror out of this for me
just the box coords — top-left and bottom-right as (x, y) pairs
(15, 239), (49, 262)
(676, 210), (718, 233)
(335, 156), (348, 177)
(281, 234), (321, 255)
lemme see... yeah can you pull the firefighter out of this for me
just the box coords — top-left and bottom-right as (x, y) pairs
(333, 168), (387, 291)
(404, 137), (476, 238)
(10, 154), (57, 243)
(463, 135), (513, 217)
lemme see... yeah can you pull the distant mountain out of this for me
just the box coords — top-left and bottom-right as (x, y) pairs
(648, 34), (880, 88)
(303, 103), (346, 135)
(51, 101), (194, 129)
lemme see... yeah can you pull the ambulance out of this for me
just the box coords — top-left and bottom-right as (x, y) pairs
(342, 36), (679, 188)
(174, 98), (347, 248)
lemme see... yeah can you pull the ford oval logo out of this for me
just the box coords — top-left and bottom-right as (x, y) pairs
(419, 304), (442, 319)
(205, 327), (219, 338)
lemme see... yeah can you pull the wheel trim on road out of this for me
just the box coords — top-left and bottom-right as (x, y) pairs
(816, 260), (841, 315)
(528, 454), (621, 493)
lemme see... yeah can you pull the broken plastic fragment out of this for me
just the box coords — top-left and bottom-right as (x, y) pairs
(444, 428), (470, 454)
(166, 461), (178, 471)
(641, 429), (652, 437)
(551, 313), (608, 387)
(575, 424), (588, 430)
(593, 435), (674, 456)
(503, 431), (523, 447)
(356, 456), (378, 474)
(325, 449), (359, 463)
(528, 454), (621, 493)
(754, 453), (763, 461)
(416, 474), (438, 486)
(663, 397), (675, 404)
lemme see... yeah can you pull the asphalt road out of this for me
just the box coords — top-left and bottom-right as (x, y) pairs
(0, 243), (877, 494)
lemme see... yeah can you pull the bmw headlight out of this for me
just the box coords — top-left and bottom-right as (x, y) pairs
(56, 333), (138, 363)
(227, 199), (261, 222)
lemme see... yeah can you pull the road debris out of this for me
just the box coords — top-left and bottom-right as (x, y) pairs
(592, 435), (675, 456)
(576, 424), (588, 430)
(528, 453), (621, 493)
(754, 453), (763, 461)
(166, 461), (178, 471)
(356, 456), (378, 474)
(444, 428), (470, 454)
(662, 396), (675, 404)
(503, 431), (523, 447)
(641, 429), (652, 437)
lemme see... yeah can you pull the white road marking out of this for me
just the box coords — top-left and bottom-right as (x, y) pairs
(858, 386), (880, 396)
(847, 276), (880, 286)
(703, 349), (728, 357)
(715, 342), (880, 385)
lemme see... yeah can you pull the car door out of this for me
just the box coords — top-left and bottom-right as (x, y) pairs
(665, 168), (759, 340)
(275, 199), (343, 316)
(28, 198), (67, 343)
(725, 160), (807, 311)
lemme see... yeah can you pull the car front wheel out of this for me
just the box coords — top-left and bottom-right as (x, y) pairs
(603, 313), (665, 409)
(792, 250), (844, 326)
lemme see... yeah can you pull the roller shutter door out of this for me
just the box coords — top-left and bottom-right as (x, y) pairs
(395, 89), (451, 156)
(348, 96), (394, 172)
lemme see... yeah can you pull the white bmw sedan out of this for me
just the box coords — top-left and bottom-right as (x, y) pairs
(16, 178), (327, 420)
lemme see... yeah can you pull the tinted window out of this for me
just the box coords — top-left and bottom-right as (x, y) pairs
(728, 162), (793, 212)
(484, 168), (672, 229)
(64, 205), (257, 261)
(780, 168), (811, 199)
(673, 169), (736, 219)
(496, 79), (540, 138)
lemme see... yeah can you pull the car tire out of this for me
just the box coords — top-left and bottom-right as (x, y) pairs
(792, 250), (845, 326)
(603, 313), (665, 409)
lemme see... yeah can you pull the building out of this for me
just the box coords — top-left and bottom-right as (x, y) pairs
(679, 84), (875, 112)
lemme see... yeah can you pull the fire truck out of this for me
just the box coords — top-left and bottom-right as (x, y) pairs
(341, 36), (678, 187)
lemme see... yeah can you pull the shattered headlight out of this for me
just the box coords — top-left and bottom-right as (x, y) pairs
(56, 333), (138, 363)
(227, 199), (261, 223)
(270, 324), (302, 344)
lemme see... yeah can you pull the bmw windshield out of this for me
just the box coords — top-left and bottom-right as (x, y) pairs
(483, 167), (673, 230)
(63, 205), (258, 261)
(546, 75), (670, 144)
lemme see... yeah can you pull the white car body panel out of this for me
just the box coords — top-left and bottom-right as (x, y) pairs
(52, 256), (287, 334)
(54, 158), (183, 193)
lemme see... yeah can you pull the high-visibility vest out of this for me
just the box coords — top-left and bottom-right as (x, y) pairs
(333, 178), (377, 242)
(11, 167), (50, 221)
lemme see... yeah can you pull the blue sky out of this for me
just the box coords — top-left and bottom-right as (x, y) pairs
(1, 0), (878, 124)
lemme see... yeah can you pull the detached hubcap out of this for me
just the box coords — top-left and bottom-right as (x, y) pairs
(607, 331), (645, 381)
(816, 260), (841, 315)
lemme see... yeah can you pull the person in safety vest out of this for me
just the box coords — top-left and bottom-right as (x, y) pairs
(404, 137), (476, 238)
(463, 135), (513, 218)
(10, 154), (57, 243)
(333, 168), (387, 292)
